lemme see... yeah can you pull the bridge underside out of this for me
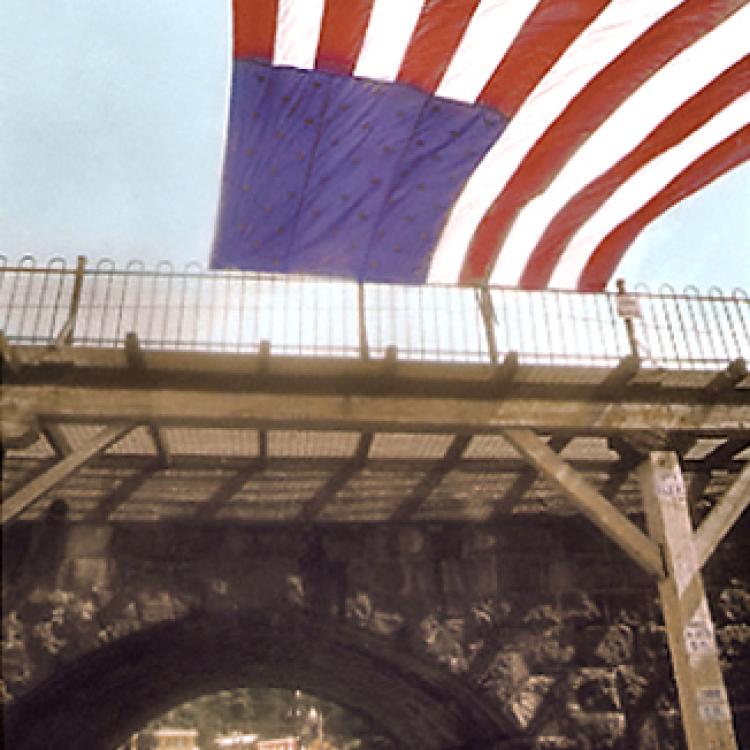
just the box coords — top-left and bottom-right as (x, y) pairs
(3, 346), (749, 526)
(2, 344), (750, 749)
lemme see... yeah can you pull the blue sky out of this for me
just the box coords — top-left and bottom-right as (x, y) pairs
(1, 0), (748, 292)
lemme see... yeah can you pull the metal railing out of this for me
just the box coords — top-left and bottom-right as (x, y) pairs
(1, 255), (748, 370)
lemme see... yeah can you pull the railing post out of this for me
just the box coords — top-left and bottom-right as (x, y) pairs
(615, 278), (640, 358)
(358, 282), (370, 360)
(55, 255), (86, 346)
(478, 285), (499, 365)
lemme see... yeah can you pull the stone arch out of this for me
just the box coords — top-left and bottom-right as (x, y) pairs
(5, 609), (511, 750)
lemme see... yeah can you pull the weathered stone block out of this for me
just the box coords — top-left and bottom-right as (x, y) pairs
(568, 710), (626, 750)
(64, 524), (113, 558)
(594, 624), (634, 666)
(571, 668), (621, 712)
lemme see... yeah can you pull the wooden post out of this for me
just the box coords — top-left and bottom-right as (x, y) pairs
(478, 285), (499, 365)
(638, 452), (738, 750)
(358, 283), (370, 360)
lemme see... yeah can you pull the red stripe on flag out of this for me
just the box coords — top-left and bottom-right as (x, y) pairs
(478, 0), (609, 116)
(317, 0), (375, 75)
(398, 0), (482, 94)
(519, 58), (750, 289)
(578, 127), (750, 291)
(459, 0), (744, 284)
(233, 0), (279, 60)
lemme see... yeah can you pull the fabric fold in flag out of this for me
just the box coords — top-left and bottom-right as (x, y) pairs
(211, 0), (749, 290)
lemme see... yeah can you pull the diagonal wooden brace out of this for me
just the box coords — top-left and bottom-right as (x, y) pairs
(693, 461), (750, 571)
(2, 423), (134, 524)
(503, 427), (664, 579)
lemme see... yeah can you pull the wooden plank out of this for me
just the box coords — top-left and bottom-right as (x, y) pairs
(194, 464), (264, 521)
(503, 428), (663, 579)
(299, 433), (372, 522)
(147, 425), (172, 468)
(703, 358), (747, 400)
(7, 384), (750, 434)
(1, 423), (133, 524)
(638, 452), (738, 750)
(392, 434), (471, 520)
(693, 462), (750, 571)
(597, 355), (640, 399)
(42, 422), (73, 457)
(487, 436), (571, 520)
(89, 466), (156, 522)
(0, 331), (20, 375)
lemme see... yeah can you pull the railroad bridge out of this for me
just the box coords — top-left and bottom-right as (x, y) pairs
(2, 258), (750, 750)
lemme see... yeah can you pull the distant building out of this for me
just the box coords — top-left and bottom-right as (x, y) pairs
(214, 733), (259, 748)
(256, 738), (298, 750)
(152, 728), (200, 750)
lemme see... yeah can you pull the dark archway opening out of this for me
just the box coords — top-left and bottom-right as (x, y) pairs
(5, 609), (511, 750)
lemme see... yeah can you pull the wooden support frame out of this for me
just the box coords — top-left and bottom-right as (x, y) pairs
(693, 461), (750, 571)
(503, 428), (663, 579)
(42, 422), (74, 457)
(392, 434), (471, 520)
(6, 384), (749, 434)
(639, 452), (738, 750)
(2, 423), (133, 524)
(300, 432), (373, 521)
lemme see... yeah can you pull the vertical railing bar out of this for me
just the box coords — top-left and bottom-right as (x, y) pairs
(710, 288), (737, 361)
(16, 255), (38, 341)
(158, 262), (175, 348)
(593, 293), (610, 366)
(238, 271), (246, 353)
(683, 286), (708, 367)
(695, 290), (721, 365)
(732, 289), (750, 354)
(46, 259), (69, 341)
(358, 283), (369, 360)
(642, 295), (667, 368)
(31, 263), (53, 341)
(656, 285), (681, 369)
(478, 285), (498, 365)
(96, 260), (116, 346)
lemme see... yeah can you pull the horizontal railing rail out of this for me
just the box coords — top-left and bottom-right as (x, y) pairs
(1, 255), (748, 370)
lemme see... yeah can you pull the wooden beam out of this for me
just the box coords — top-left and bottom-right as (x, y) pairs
(392, 434), (472, 520)
(300, 433), (373, 521)
(503, 428), (663, 579)
(703, 358), (747, 400)
(89, 466), (156, 522)
(597, 355), (640, 399)
(194, 464), (264, 521)
(693, 461), (750, 571)
(702, 437), (750, 468)
(7, 384), (750, 434)
(638, 452), (738, 750)
(492, 351), (518, 391)
(147, 425), (172, 468)
(487, 436), (571, 520)
(1, 423), (133, 525)
(42, 422), (73, 457)
(487, 470), (535, 521)
(0, 331), (20, 375)
(125, 332), (145, 370)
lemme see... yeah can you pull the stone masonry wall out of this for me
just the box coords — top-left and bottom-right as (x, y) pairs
(3, 512), (749, 749)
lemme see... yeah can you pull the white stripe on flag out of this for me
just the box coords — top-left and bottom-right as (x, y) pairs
(354, 0), (426, 82)
(496, 4), (750, 286)
(550, 92), (750, 288)
(428, 0), (685, 283)
(274, 0), (326, 70)
(435, 0), (542, 103)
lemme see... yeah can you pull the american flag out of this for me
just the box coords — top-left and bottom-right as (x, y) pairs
(211, 0), (749, 290)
